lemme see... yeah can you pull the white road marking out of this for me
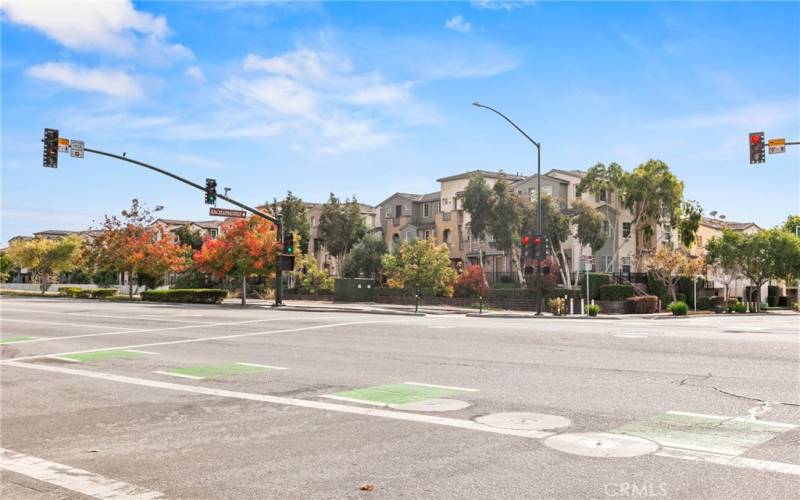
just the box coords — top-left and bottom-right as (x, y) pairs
(404, 382), (480, 392)
(0, 447), (165, 499)
(5, 360), (553, 439)
(320, 394), (388, 407)
(0, 318), (136, 330)
(655, 447), (800, 476)
(153, 371), (204, 380)
(3, 318), (405, 363)
(125, 350), (159, 355)
(47, 356), (82, 363)
(235, 362), (287, 370)
(1, 315), (347, 345)
(428, 326), (455, 329)
(2, 308), (208, 325)
(614, 334), (648, 338)
(745, 402), (773, 421)
(666, 410), (796, 428)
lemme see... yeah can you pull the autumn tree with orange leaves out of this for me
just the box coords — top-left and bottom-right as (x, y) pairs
(87, 200), (188, 298)
(193, 216), (280, 305)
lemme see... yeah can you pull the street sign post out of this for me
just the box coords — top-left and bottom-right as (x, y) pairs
(209, 207), (246, 218)
(768, 138), (786, 154)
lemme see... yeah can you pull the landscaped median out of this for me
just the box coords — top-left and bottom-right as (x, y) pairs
(140, 289), (227, 304)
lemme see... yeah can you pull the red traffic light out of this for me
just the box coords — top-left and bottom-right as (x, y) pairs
(533, 236), (542, 246)
(750, 133), (760, 144)
(521, 235), (530, 245)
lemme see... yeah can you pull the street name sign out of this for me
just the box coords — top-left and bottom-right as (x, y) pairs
(209, 207), (246, 218)
(69, 140), (84, 158)
(58, 137), (70, 153)
(768, 138), (785, 154)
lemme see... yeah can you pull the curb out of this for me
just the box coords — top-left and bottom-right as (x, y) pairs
(278, 306), (425, 317)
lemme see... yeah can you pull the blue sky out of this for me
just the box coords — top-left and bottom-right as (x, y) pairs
(2, 1), (798, 245)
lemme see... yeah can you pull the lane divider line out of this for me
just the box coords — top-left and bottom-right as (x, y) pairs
(320, 395), (387, 407)
(235, 362), (287, 370)
(0, 318), (137, 331)
(655, 447), (800, 476)
(125, 350), (159, 355)
(153, 371), (205, 380)
(666, 411), (797, 429)
(404, 382), (480, 392)
(0, 447), (165, 500)
(2, 308), (211, 325)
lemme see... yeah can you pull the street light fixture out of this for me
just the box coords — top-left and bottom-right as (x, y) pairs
(472, 101), (544, 316)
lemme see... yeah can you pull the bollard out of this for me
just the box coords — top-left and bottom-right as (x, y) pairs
(580, 298), (585, 315)
(570, 298), (574, 316)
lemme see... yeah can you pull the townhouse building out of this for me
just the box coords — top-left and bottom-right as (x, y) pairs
(301, 202), (380, 275)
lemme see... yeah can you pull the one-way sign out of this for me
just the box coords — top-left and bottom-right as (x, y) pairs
(209, 207), (246, 218)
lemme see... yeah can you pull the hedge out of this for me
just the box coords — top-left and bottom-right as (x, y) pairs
(696, 296), (712, 311)
(58, 286), (83, 297)
(668, 300), (689, 316)
(624, 295), (659, 314)
(58, 287), (117, 299)
(577, 273), (611, 300)
(91, 288), (118, 298)
(549, 287), (583, 303)
(646, 272), (670, 309)
(597, 284), (635, 301)
(141, 289), (227, 304)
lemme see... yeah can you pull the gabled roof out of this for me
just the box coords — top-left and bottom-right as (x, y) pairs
(509, 173), (569, 189)
(546, 168), (586, 178)
(700, 216), (761, 232)
(376, 192), (440, 208)
(32, 229), (79, 236)
(436, 169), (525, 183)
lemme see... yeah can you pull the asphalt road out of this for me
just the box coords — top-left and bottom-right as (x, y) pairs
(1, 297), (798, 499)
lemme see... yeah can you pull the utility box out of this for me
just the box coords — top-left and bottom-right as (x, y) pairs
(334, 278), (375, 302)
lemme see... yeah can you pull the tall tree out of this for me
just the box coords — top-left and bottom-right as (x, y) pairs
(174, 226), (204, 251)
(271, 191), (310, 253)
(318, 193), (367, 275)
(678, 200), (703, 248)
(648, 245), (705, 302)
(7, 235), (83, 294)
(575, 162), (625, 271)
(525, 195), (572, 287)
(382, 239), (457, 297)
(342, 232), (388, 279)
(571, 200), (606, 280)
(704, 229), (744, 301)
(193, 216), (279, 305)
(487, 180), (525, 285)
(462, 173), (494, 273)
(781, 215), (800, 236)
(0, 251), (19, 283)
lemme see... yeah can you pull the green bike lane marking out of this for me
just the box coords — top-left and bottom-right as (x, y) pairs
(0, 336), (37, 345)
(58, 350), (153, 362)
(611, 411), (796, 456)
(322, 382), (478, 406)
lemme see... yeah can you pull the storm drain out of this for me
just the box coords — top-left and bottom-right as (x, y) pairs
(476, 412), (571, 431)
(543, 432), (659, 458)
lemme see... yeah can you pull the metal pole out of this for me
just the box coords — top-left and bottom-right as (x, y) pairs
(693, 276), (697, 312)
(275, 216), (284, 307)
(82, 147), (283, 307)
(536, 143), (542, 316)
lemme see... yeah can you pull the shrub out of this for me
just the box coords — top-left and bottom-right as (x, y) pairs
(732, 302), (747, 313)
(549, 287), (583, 303)
(597, 284), (635, 301)
(91, 288), (117, 298)
(696, 297), (711, 311)
(454, 265), (484, 298)
(77, 289), (93, 298)
(58, 286), (82, 297)
(624, 295), (659, 314)
(709, 296), (724, 312)
(578, 273), (610, 300)
(548, 297), (566, 316)
(586, 303), (600, 316)
(646, 271), (670, 308)
(668, 300), (689, 316)
(141, 289), (227, 304)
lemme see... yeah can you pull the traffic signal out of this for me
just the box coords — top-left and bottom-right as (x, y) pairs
(43, 128), (58, 168)
(204, 178), (217, 204)
(282, 232), (294, 254)
(521, 235), (531, 258)
(749, 132), (765, 164)
(533, 235), (545, 260)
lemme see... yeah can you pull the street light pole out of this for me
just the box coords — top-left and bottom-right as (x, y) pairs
(472, 101), (543, 315)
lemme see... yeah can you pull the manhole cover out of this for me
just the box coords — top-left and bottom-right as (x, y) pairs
(476, 412), (571, 431)
(543, 432), (659, 458)
(388, 399), (470, 412)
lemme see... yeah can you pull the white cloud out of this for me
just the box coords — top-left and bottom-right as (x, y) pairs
(471, 0), (535, 11)
(347, 82), (412, 106)
(0, 0), (191, 62)
(185, 65), (205, 82)
(445, 15), (472, 34)
(26, 62), (144, 98)
(223, 76), (318, 117)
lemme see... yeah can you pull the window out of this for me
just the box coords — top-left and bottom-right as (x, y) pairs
(405, 230), (412, 241)
(696, 235), (703, 247)
(622, 222), (631, 238)
(385, 206), (391, 217)
(663, 224), (672, 242)
(395, 205), (402, 218)
(542, 185), (553, 196)
(622, 257), (631, 273)
(603, 221), (610, 237)
(443, 229), (451, 243)
(596, 190), (607, 202)
(424, 230), (431, 240)
(210, 229), (218, 238)
(528, 188), (536, 202)
(404, 204), (410, 213)
(423, 203), (430, 217)
(310, 216), (316, 227)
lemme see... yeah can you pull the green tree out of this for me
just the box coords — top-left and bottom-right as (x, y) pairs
(575, 162), (625, 271)
(293, 253), (334, 294)
(272, 191), (310, 253)
(462, 173), (494, 272)
(678, 200), (703, 248)
(342, 232), (388, 279)
(0, 251), (19, 283)
(577, 160), (684, 271)
(7, 235), (83, 293)
(736, 229), (800, 310)
(525, 195), (572, 287)
(487, 180), (524, 284)
(174, 226), (205, 251)
(571, 200), (606, 278)
(318, 193), (367, 275)
(705, 229), (744, 301)
(382, 239), (457, 297)
(780, 215), (800, 236)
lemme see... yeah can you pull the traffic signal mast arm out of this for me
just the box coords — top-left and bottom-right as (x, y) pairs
(83, 147), (278, 225)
